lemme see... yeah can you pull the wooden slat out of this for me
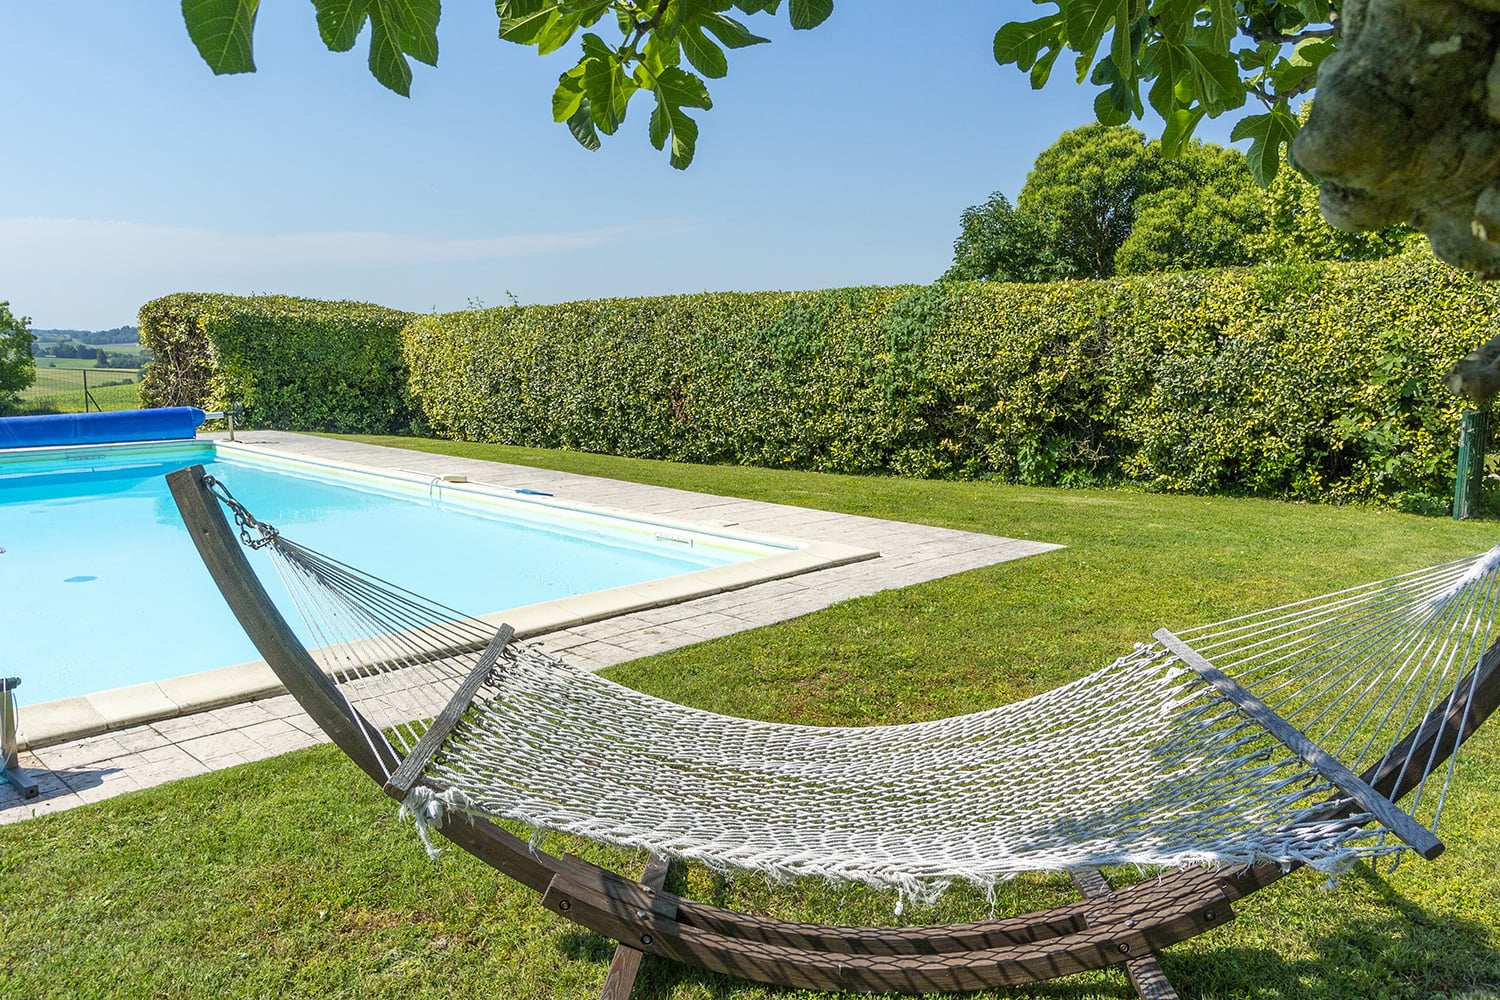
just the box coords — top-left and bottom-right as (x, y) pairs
(1121, 955), (1182, 1000)
(1070, 868), (1114, 900)
(679, 895), (1084, 953)
(677, 902), (1084, 955)
(384, 624), (514, 799)
(598, 855), (671, 1000)
(1155, 628), (1444, 860)
(1071, 869), (1181, 1000)
(555, 851), (1232, 952)
(556, 853), (1099, 955)
(167, 466), (401, 784)
(560, 855), (677, 919)
(542, 868), (1230, 994)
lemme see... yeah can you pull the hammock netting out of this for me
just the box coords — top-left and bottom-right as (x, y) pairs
(238, 496), (1497, 905)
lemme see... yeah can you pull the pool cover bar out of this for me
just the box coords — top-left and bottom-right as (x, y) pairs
(0, 407), (209, 450)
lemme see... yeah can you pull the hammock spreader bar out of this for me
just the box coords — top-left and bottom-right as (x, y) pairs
(385, 623), (516, 800)
(1154, 628), (1444, 860)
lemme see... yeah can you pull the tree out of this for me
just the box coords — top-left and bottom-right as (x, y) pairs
(943, 124), (1239, 283)
(0, 302), (36, 416)
(941, 194), (1066, 284)
(1114, 142), (1266, 274)
(1128, 105), (1416, 271)
(946, 121), (1415, 283)
(1016, 123), (1170, 279)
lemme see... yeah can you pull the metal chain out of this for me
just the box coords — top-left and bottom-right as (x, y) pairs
(203, 474), (281, 550)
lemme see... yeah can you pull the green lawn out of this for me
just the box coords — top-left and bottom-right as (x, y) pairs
(2, 436), (1497, 1000)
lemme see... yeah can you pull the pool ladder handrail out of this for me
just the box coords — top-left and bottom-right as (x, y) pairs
(1, 677), (38, 799)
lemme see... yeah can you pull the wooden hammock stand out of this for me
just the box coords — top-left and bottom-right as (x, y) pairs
(169, 467), (1500, 1000)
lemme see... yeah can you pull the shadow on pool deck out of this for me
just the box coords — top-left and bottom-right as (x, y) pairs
(10, 756), (120, 805)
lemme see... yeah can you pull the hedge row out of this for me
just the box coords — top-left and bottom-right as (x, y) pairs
(137, 257), (1494, 508)
(402, 254), (1496, 508)
(138, 293), (416, 434)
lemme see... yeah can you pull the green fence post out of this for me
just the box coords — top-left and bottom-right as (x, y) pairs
(1454, 408), (1491, 520)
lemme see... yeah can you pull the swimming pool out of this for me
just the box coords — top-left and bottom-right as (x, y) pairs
(0, 441), (867, 720)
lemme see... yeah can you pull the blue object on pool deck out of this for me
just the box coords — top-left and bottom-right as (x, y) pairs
(0, 407), (208, 449)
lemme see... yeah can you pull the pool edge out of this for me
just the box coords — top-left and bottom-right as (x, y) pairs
(15, 536), (880, 750)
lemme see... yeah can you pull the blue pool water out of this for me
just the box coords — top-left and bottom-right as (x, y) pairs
(0, 443), (764, 706)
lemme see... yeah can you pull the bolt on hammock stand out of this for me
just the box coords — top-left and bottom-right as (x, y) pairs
(168, 467), (1500, 999)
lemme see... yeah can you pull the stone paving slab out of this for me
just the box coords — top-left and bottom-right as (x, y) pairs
(1, 432), (1060, 824)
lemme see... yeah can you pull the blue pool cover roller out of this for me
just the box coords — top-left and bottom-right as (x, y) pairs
(0, 407), (209, 448)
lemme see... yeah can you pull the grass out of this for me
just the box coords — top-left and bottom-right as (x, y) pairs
(17, 365), (142, 414)
(2, 435), (1498, 999)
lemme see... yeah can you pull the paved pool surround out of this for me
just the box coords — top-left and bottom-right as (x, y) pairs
(1, 432), (1062, 822)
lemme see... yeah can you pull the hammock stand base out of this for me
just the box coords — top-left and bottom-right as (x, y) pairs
(167, 466), (1500, 999)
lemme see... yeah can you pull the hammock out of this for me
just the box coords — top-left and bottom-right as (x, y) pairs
(168, 467), (1500, 998)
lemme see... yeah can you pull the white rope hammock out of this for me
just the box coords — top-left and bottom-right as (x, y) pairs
(250, 523), (1500, 906)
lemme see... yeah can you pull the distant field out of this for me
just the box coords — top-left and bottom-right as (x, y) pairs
(17, 367), (141, 413)
(35, 358), (109, 370)
(33, 340), (149, 367)
(37, 350), (147, 369)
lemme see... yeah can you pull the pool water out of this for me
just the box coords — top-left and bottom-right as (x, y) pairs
(0, 442), (766, 706)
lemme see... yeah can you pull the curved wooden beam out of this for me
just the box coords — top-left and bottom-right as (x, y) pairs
(168, 466), (401, 784)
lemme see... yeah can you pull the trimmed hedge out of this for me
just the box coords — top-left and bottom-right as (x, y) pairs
(139, 293), (416, 434)
(403, 254), (1496, 508)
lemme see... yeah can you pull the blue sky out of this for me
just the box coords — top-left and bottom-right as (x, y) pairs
(1, 4), (1238, 330)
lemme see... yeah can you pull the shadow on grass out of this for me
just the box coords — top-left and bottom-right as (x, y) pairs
(556, 927), (620, 965)
(546, 862), (1500, 1000)
(1161, 865), (1500, 1000)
